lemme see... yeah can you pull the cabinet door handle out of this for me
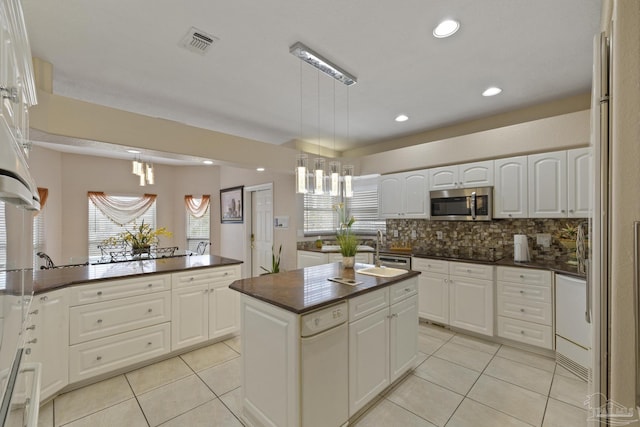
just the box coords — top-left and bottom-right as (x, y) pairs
(203, 289), (209, 294)
(520, 330), (525, 335)
(404, 288), (411, 292)
(519, 274), (524, 278)
(147, 283), (153, 288)
(519, 290), (525, 294)
(189, 277), (195, 281)
(96, 356), (102, 361)
(26, 325), (36, 330)
(97, 319), (103, 324)
(27, 339), (37, 344)
(97, 291), (103, 296)
(467, 269), (472, 273)
(147, 308), (153, 313)
(147, 342), (152, 346)
(224, 272), (229, 276)
(40, 296), (48, 301)
(520, 308), (525, 312)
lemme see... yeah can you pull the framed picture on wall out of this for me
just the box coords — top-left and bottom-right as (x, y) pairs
(220, 186), (244, 223)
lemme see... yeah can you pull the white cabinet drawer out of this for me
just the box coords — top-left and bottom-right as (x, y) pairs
(449, 262), (494, 281)
(497, 281), (552, 303)
(349, 288), (389, 323)
(172, 266), (239, 288)
(497, 267), (551, 287)
(69, 274), (170, 306)
(497, 316), (553, 349)
(69, 291), (171, 345)
(69, 323), (170, 383)
(411, 258), (448, 275)
(389, 278), (418, 304)
(497, 296), (552, 326)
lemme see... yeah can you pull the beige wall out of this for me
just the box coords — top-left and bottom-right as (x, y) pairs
(28, 146), (223, 264)
(360, 110), (591, 175)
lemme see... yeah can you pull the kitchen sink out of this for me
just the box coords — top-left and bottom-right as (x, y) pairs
(356, 266), (407, 278)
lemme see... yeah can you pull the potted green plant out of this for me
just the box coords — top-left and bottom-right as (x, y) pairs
(334, 203), (358, 268)
(556, 223), (579, 260)
(261, 244), (282, 274)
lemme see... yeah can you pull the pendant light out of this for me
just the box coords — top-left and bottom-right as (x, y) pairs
(342, 85), (354, 198)
(295, 61), (309, 194)
(312, 69), (325, 195)
(329, 80), (340, 196)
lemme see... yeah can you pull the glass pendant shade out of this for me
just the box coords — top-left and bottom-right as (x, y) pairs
(329, 161), (340, 196)
(313, 158), (325, 195)
(295, 154), (308, 194)
(343, 164), (354, 198)
(146, 164), (154, 185)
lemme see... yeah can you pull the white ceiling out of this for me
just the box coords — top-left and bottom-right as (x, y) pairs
(22, 0), (601, 158)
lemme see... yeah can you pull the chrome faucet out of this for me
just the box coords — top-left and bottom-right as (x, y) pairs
(375, 229), (383, 267)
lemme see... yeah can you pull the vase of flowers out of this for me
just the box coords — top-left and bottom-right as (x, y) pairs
(102, 220), (172, 257)
(334, 203), (358, 268)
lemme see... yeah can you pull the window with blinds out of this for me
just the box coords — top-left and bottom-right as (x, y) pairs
(186, 202), (210, 253)
(88, 195), (157, 258)
(303, 175), (384, 236)
(0, 202), (6, 269)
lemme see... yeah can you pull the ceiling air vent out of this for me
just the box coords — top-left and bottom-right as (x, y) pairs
(180, 27), (218, 55)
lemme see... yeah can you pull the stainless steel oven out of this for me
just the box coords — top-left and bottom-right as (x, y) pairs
(378, 254), (412, 270)
(430, 187), (493, 221)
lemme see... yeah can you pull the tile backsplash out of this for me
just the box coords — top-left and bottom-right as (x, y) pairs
(385, 218), (588, 261)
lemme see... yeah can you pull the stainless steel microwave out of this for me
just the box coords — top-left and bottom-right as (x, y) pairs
(429, 187), (493, 221)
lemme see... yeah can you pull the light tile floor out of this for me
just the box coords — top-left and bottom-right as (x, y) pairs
(38, 323), (589, 427)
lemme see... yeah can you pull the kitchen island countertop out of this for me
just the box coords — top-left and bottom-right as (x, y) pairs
(229, 262), (421, 314)
(1, 255), (243, 295)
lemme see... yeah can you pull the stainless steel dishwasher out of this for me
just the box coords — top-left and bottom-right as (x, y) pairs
(300, 301), (348, 427)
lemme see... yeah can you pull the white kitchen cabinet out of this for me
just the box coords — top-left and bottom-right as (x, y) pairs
(429, 161), (494, 190)
(348, 279), (417, 416)
(297, 250), (329, 268)
(496, 266), (553, 349)
(528, 151), (567, 218)
(23, 289), (69, 402)
(413, 258), (493, 336)
(297, 250), (372, 269)
(449, 274), (494, 337)
(378, 170), (429, 218)
(171, 265), (241, 351)
(494, 156), (528, 218)
(567, 147), (592, 218)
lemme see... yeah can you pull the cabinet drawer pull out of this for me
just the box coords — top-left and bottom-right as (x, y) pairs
(147, 283), (153, 288)
(148, 308), (153, 313)
(520, 330), (525, 335)
(520, 308), (525, 312)
(404, 288), (411, 292)
(467, 269), (472, 273)
(96, 356), (102, 361)
(224, 272), (229, 276)
(203, 289), (209, 294)
(40, 296), (48, 301)
(97, 291), (103, 296)
(519, 290), (525, 294)
(189, 277), (195, 281)
(147, 342), (152, 346)
(97, 319), (103, 324)
(519, 275), (525, 279)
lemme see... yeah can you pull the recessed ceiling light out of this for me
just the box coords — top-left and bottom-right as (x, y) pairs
(395, 114), (409, 122)
(482, 86), (502, 97)
(203, 160), (213, 165)
(433, 19), (460, 38)
(256, 167), (265, 172)
(127, 149), (141, 154)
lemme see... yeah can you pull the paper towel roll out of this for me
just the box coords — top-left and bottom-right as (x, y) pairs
(514, 234), (530, 262)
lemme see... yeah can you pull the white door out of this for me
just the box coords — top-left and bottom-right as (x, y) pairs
(403, 171), (428, 217)
(171, 285), (209, 350)
(459, 160), (494, 188)
(209, 284), (240, 339)
(418, 273), (449, 324)
(378, 174), (403, 218)
(567, 148), (592, 218)
(349, 307), (390, 416)
(494, 156), (528, 218)
(528, 151), (567, 218)
(251, 188), (273, 276)
(449, 276), (494, 336)
(389, 295), (418, 382)
(429, 166), (458, 190)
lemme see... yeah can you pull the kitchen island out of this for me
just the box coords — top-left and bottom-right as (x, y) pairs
(229, 263), (421, 427)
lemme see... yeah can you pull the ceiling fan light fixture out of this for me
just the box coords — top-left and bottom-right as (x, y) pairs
(433, 19), (460, 38)
(482, 86), (502, 97)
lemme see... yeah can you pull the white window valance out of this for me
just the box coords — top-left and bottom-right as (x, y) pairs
(88, 192), (157, 226)
(185, 195), (211, 218)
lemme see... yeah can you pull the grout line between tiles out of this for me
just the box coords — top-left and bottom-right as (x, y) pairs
(123, 374), (152, 427)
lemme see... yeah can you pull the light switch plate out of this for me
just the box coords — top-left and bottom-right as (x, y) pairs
(536, 233), (551, 247)
(411, 230), (416, 239)
(436, 231), (443, 240)
(393, 230), (399, 237)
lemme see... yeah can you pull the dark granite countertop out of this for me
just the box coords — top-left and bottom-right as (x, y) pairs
(229, 263), (421, 314)
(0, 255), (243, 295)
(298, 245), (375, 253)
